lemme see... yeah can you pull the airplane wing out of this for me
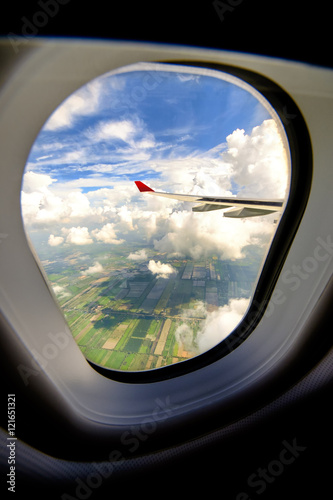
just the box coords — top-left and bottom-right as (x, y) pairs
(134, 181), (284, 218)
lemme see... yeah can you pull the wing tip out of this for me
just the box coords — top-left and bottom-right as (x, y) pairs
(135, 181), (154, 192)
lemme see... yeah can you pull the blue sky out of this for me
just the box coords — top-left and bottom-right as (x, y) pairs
(21, 62), (289, 259)
(24, 65), (270, 190)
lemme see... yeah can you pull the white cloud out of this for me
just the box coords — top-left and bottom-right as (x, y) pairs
(44, 80), (102, 131)
(133, 120), (288, 260)
(62, 226), (93, 245)
(135, 139), (155, 149)
(175, 323), (195, 351)
(196, 298), (250, 353)
(21, 172), (66, 225)
(117, 205), (135, 231)
(66, 191), (93, 218)
(128, 249), (148, 261)
(148, 260), (177, 279)
(174, 298), (250, 355)
(92, 223), (124, 245)
(52, 285), (70, 298)
(21, 190), (44, 223)
(89, 117), (156, 154)
(55, 177), (114, 190)
(48, 234), (64, 246)
(22, 190), (67, 225)
(21, 118), (288, 266)
(82, 261), (104, 275)
(92, 119), (136, 143)
(36, 154), (53, 162)
(223, 119), (289, 198)
(86, 183), (135, 210)
(152, 210), (275, 260)
(21, 172), (107, 227)
(22, 171), (55, 193)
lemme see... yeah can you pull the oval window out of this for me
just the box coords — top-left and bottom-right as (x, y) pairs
(21, 62), (290, 374)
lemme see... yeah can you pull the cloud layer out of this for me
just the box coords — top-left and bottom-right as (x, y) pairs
(22, 118), (288, 262)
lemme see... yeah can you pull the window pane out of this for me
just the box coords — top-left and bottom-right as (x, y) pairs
(21, 63), (290, 373)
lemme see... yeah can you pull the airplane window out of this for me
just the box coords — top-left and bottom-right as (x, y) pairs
(21, 62), (290, 376)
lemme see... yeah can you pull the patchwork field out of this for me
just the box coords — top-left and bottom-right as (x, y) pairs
(40, 245), (262, 372)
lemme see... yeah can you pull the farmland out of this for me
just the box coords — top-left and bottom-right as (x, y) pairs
(38, 242), (263, 372)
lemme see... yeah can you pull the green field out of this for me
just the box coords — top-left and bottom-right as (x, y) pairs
(39, 243), (263, 372)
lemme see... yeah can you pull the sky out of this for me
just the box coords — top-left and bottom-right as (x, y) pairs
(20, 63), (290, 352)
(21, 62), (289, 258)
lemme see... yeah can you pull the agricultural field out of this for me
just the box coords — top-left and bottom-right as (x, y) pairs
(39, 242), (263, 372)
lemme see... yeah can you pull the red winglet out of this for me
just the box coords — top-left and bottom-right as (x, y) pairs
(135, 181), (154, 192)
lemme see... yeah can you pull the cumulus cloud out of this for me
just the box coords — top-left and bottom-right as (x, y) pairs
(128, 249), (148, 261)
(92, 223), (124, 245)
(48, 234), (64, 246)
(196, 298), (250, 353)
(148, 260), (177, 279)
(174, 298), (250, 355)
(22, 171), (55, 193)
(141, 118), (289, 260)
(82, 261), (104, 275)
(21, 117), (288, 264)
(22, 191), (66, 225)
(66, 191), (93, 218)
(21, 171), (102, 227)
(119, 118), (287, 260)
(62, 226), (93, 245)
(86, 183), (135, 212)
(21, 171), (65, 225)
(152, 210), (274, 260)
(117, 205), (135, 231)
(223, 119), (289, 199)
